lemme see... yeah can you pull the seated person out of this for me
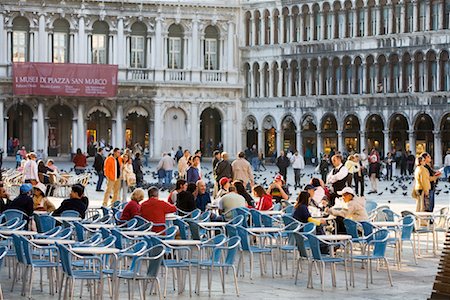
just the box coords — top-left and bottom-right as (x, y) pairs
(120, 188), (144, 221)
(326, 187), (369, 234)
(168, 179), (187, 205)
(0, 183), (11, 213)
(140, 186), (177, 232)
(52, 184), (88, 219)
(7, 183), (34, 218)
(253, 185), (273, 211)
(195, 180), (211, 212)
(233, 180), (255, 208)
(292, 191), (325, 226)
(37, 160), (51, 184)
(266, 174), (289, 204)
(176, 183), (197, 215)
(216, 177), (230, 199)
(33, 183), (55, 213)
(218, 186), (246, 221)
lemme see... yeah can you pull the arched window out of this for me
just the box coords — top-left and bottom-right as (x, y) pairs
(431, 0), (440, 30)
(357, 2), (365, 37)
(253, 63), (260, 97)
(264, 10), (271, 44)
(439, 51), (449, 91)
(354, 57), (363, 94)
(313, 5), (321, 40)
(377, 55), (387, 93)
(302, 6), (311, 41)
(130, 22), (147, 68)
(53, 19), (70, 63)
(92, 21), (109, 64)
(244, 64), (251, 97)
(366, 55), (375, 93)
(12, 17), (30, 62)
(167, 24), (183, 69)
(254, 11), (261, 45)
(381, 2), (390, 34)
(406, 1), (414, 32)
(414, 52), (424, 91)
(427, 51), (437, 92)
(393, 3), (402, 33)
(402, 53), (412, 92)
(204, 26), (219, 70)
(369, 1), (377, 35)
(418, 0), (426, 31)
(245, 12), (252, 46)
(273, 62), (279, 97)
(345, 1), (354, 38)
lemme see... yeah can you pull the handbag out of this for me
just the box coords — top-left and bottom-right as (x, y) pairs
(127, 173), (137, 186)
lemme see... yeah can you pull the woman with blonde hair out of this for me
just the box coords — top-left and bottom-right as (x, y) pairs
(120, 188), (144, 221)
(121, 154), (136, 203)
(413, 156), (430, 213)
(33, 183), (55, 212)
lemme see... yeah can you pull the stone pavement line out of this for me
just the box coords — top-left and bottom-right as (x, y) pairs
(430, 229), (450, 299)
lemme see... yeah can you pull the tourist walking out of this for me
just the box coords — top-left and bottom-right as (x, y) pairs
(291, 151), (305, 189)
(276, 151), (290, 182)
(353, 154), (364, 196)
(186, 155), (201, 183)
(444, 150), (450, 180)
(214, 152), (232, 183)
(23, 152), (39, 185)
(231, 151), (254, 188)
(421, 152), (442, 212)
(177, 150), (190, 180)
(157, 153), (175, 187)
(368, 154), (380, 194)
(93, 148), (105, 191)
(132, 152), (144, 187)
(385, 152), (393, 181)
(102, 148), (122, 206)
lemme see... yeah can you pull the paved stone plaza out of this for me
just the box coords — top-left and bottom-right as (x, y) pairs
(0, 160), (447, 299)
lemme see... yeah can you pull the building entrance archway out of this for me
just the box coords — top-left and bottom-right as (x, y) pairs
(48, 105), (73, 156)
(7, 104), (33, 154)
(200, 108), (222, 156)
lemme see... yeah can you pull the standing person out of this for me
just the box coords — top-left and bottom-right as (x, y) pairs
(177, 150), (190, 180)
(326, 153), (349, 206)
(360, 149), (369, 171)
(121, 154), (136, 203)
(133, 143), (143, 157)
(132, 152), (144, 188)
(291, 151), (305, 189)
(413, 156), (430, 213)
(7, 137), (13, 156)
(102, 148), (122, 207)
(156, 153), (175, 187)
(400, 150), (408, 177)
(93, 148), (105, 192)
(385, 152), (393, 181)
(175, 146), (183, 162)
(421, 152), (442, 212)
(140, 187), (177, 233)
(120, 188), (144, 221)
(444, 150), (450, 180)
(214, 152), (233, 184)
(19, 146), (27, 160)
(353, 154), (364, 196)
(186, 155), (201, 183)
(407, 151), (416, 175)
(276, 151), (290, 182)
(318, 154), (330, 183)
(257, 150), (267, 171)
(253, 185), (273, 211)
(143, 147), (150, 167)
(231, 151), (255, 188)
(368, 154), (381, 194)
(212, 150), (221, 198)
(73, 148), (87, 175)
(23, 152), (39, 185)
(15, 149), (22, 168)
(344, 155), (359, 187)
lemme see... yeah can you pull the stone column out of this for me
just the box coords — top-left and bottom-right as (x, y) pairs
(408, 130), (416, 155)
(30, 31), (35, 62)
(317, 131), (323, 157)
(37, 102), (45, 152)
(436, 58), (441, 91)
(149, 119), (154, 158)
(72, 119), (78, 154)
(277, 66), (283, 96)
(280, 11), (285, 43)
(117, 18), (125, 68)
(320, 13), (325, 40)
(360, 131), (366, 153)
(290, 13), (295, 42)
(310, 13), (315, 40)
(149, 33), (154, 69)
(87, 34), (92, 64)
(77, 104), (85, 153)
(192, 19), (199, 69)
(268, 67), (274, 97)
(439, 0), (445, 29)
(269, 16), (275, 44)
(32, 116), (37, 152)
(299, 14), (304, 41)
(116, 104), (124, 149)
(400, 3), (406, 33)
(0, 99), (4, 157)
(276, 129), (282, 156)
(0, 14), (5, 67)
(364, 7), (370, 36)
(191, 103), (200, 152)
(387, 5), (393, 34)
(425, 0), (431, 31)
(383, 129), (389, 157)
(259, 68), (265, 97)
(108, 34), (113, 64)
(69, 33), (75, 63)
(413, 1), (419, 32)
(249, 65), (255, 98)
(257, 129), (264, 153)
(252, 17), (257, 45)
(155, 16), (163, 69)
(433, 130), (442, 167)
(331, 12), (336, 38)
(226, 106), (234, 155)
(153, 101), (163, 156)
(337, 130), (344, 153)
(296, 130), (302, 154)
(38, 14), (47, 62)
(287, 66), (292, 96)
(227, 21), (234, 71)
(78, 16), (86, 63)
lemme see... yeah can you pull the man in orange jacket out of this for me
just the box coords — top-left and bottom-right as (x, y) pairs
(102, 148), (122, 206)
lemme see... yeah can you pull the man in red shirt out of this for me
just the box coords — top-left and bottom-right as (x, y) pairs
(120, 188), (144, 221)
(141, 186), (177, 232)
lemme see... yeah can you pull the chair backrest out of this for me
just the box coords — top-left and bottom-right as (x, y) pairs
(221, 236), (241, 266)
(261, 214), (275, 227)
(4, 209), (27, 221)
(233, 207), (250, 227)
(132, 216), (149, 227)
(382, 209), (396, 222)
(236, 226), (251, 251)
(228, 215), (244, 227)
(61, 210), (80, 218)
(173, 219), (189, 240)
(360, 221), (375, 241)
(435, 207), (449, 229)
(40, 226), (62, 238)
(123, 218), (138, 229)
(272, 203), (282, 211)
(135, 222), (153, 232)
(96, 215), (112, 224)
(56, 243), (73, 276)
(283, 205), (294, 215)
(186, 220), (202, 240)
(365, 200), (378, 213)
(54, 227), (73, 239)
(19, 236), (35, 265)
(190, 209), (202, 220)
(199, 211), (211, 222)
(74, 221), (87, 241)
(300, 222), (316, 234)
(284, 222), (301, 232)
(99, 236), (117, 248)
(37, 215), (57, 233)
(163, 226), (178, 240)
(401, 210), (415, 218)
(304, 234), (322, 260)
(292, 232), (309, 258)
(145, 245), (166, 277)
(204, 234), (227, 249)
(225, 224), (238, 237)
(343, 218), (360, 239)
(11, 234), (25, 264)
(114, 211), (122, 223)
(111, 229), (125, 249)
(101, 206), (111, 217)
(112, 201), (121, 208)
(250, 209), (262, 227)
(401, 215), (415, 240)
(1, 217), (20, 228)
(371, 229), (390, 257)
(100, 228), (111, 239)
(0, 246), (8, 268)
(282, 215), (298, 226)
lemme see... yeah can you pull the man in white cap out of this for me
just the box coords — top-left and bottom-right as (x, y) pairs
(326, 187), (368, 233)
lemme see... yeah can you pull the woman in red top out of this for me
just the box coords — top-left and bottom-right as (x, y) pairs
(120, 188), (144, 221)
(253, 185), (273, 211)
(73, 148), (87, 175)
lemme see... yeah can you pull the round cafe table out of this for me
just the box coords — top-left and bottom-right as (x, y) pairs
(247, 227), (282, 234)
(371, 221), (400, 227)
(197, 222), (228, 227)
(120, 231), (157, 237)
(259, 210), (283, 216)
(163, 240), (203, 246)
(54, 216), (82, 222)
(71, 247), (121, 255)
(0, 230), (36, 236)
(31, 239), (77, 245)
(83, 223), (116, 229)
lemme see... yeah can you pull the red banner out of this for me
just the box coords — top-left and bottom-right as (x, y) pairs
(13, 62), (118, 97)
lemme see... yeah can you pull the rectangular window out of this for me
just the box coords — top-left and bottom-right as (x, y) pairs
(204, 38), (217, 70)
(92, 34), (107, 64)
(358, 10), (365, 36)
(419, 2), (426, 31)
(326, 14), (333, 39)
(431, 3), (440, 30)
(130, 35), (145, 68)
(12, 31), (27, 62)
(53, 32), (68, 63)
(168, 37), (181, 69)
(407, 5), (414, 32)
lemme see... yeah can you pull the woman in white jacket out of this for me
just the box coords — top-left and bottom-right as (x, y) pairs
(121, 154), (136, 203)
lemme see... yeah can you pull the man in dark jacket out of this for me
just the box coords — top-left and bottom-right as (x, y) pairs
(276, 151), (290, 181)
(93, 148), (105, 191)
(53, 184), (88, 219)
(133, 153), (144, 187)
(214, 152), (232, 183)
(7, 183), (34, 217)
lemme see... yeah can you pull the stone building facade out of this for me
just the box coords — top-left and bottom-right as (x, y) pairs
(0, 0), (241, 158)
(241, 0), (450, 166)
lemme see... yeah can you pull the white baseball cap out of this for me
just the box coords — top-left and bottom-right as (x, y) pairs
(337, 187), (356, 196)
